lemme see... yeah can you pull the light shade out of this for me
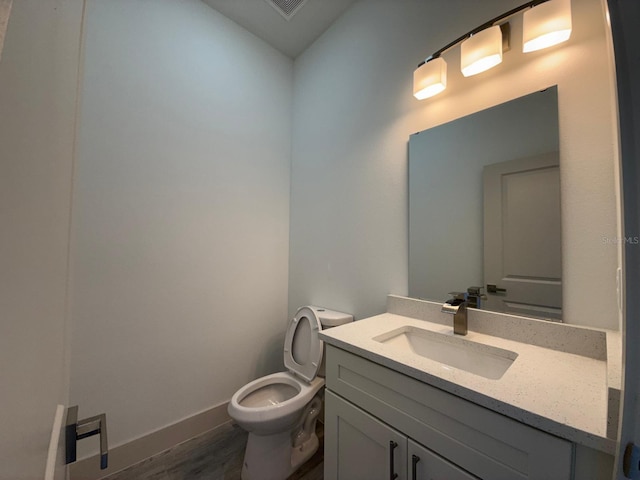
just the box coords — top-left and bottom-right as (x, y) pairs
(461, 25), (503, 77)
(523, 0), (572, 53)
(413, 57), (447, 100)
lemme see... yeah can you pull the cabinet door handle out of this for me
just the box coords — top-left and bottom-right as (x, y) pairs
(389, 441), (398, 480)
(411, 454), (420, 480)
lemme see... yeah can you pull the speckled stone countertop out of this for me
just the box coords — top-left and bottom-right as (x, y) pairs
(319, 295), (621, 455)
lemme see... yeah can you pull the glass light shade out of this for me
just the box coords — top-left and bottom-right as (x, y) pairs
(460, 26), (503, 77)
(523, 0), (572, 53)
(413, 57), (447, 100)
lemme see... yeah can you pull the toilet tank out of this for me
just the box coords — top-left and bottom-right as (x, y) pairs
(314, 307), (353, 377)
(316, 308), (353, 328)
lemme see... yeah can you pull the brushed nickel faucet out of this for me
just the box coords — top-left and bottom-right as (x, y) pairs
(442, 292), (468, 335)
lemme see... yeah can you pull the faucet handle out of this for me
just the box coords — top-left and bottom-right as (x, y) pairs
(467, 286), (483, 296)
(467, 286), (487, 299)
(447, 291), (467, 301)
(466, 286), (487, 309)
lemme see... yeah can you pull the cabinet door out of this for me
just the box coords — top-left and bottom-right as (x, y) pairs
(325, 390), (407, 480)
(408, 439), (479, 480)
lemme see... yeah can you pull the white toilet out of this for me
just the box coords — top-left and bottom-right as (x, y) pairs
(228, 306), (353, 480)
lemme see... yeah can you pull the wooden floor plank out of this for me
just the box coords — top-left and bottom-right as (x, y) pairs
(101, 421), (324, 480)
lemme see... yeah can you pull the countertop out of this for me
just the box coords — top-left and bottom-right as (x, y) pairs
(319, 296), (620, 455)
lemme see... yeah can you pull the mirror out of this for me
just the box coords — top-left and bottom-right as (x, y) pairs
(409, 88), (563, 320)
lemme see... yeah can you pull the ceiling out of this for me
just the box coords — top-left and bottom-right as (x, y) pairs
(201, 0), (356, 58)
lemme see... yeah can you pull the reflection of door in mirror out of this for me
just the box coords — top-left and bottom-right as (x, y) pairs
(483, 152), (561, 321)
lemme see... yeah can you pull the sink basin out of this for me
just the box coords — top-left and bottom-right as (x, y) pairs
(373, 326), (517, 380)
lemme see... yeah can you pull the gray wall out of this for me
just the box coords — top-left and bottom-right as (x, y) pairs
(69, 0), (293, 455)
(289, 0), (620, 330)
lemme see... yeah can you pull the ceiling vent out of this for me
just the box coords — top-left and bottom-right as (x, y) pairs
(264, 0), (308, 21)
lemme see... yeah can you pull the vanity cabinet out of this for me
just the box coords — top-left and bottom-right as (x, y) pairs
(326, 390), (478, 479)
(324, 345), (573, 480)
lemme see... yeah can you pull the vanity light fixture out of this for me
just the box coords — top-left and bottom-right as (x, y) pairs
(413, 57), (447, 100)
(523, 0), (572, 52)
(413, 0), (572, 100)
(460, 24), (507, 77)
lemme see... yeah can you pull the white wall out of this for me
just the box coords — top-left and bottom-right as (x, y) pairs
(289, 0), (619, 330)
(70, 0), (293, 453)
(0, 0), (84, 477)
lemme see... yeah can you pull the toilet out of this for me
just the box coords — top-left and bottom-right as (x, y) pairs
(228, 306), (353, 480)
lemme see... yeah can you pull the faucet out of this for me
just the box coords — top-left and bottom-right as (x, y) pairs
(442, 292), (468, 335)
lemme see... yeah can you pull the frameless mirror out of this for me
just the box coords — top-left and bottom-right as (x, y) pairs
(409, 87), (562, 320)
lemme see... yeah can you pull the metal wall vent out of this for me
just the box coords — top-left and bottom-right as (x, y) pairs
(264, 0), (308, 21)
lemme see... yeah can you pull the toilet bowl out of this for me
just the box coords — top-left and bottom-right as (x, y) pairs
(227, 306), (353, 480)
(229, 372), (324, 435)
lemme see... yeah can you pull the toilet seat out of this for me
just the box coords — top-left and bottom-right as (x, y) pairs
(284, 306), (323, 382)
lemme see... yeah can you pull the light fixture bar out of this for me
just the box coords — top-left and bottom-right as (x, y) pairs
(417, 0), (549, 68)
(413, 0), (570, 100)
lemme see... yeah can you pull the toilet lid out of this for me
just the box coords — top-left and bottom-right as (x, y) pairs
(284, 306), (323, 382)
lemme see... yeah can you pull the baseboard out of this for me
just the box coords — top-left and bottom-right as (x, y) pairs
(69, 401), (231, 480)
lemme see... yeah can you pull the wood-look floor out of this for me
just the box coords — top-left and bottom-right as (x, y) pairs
(101, 421), (323, 480)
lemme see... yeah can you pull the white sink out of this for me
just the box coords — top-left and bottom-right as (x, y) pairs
(373, 326), (517, 380)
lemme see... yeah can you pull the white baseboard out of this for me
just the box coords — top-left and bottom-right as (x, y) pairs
(69, 402), (230, 480)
